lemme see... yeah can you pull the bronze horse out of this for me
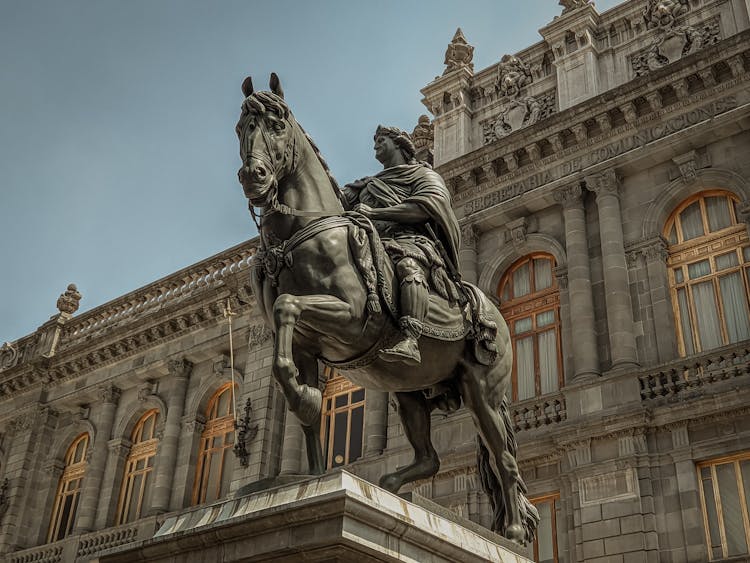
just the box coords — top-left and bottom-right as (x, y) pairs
(236, 73), (538, 543)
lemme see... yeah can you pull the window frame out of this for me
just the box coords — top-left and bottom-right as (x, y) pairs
(115, 409), (160, 525)
(697, 451), (750, 560)
(47, 433), (89, 543)
(529, 492), (560, 563)
(498, 253), (564, 401)
(192, 383), (237, 505)
(664, 191), (750, 356)
(320, 368), (366, 469)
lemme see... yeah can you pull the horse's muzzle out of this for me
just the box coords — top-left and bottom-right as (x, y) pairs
(238, 159), (275, 203)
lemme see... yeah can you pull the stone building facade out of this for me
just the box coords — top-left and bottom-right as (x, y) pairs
(1, 0), (749, 562)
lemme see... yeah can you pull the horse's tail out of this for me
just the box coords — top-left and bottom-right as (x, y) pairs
(476, 396), (540, 542)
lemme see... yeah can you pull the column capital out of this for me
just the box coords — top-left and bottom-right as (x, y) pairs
(181, 415), (205, 435)
(585, 169), (620, 198)
(553, 183), (583, 209)
(99, 384), (121, 405)
(107, 438), (132, 459)
(167, 357), (193, 379)
(627, 235), (669, 263)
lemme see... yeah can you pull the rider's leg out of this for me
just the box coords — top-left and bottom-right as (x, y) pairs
(380, 257), (428, 365)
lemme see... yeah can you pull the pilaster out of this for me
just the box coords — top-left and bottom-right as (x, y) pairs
(75, 384), (120, 532)
(540, 4), (602, 110)
(94, 437), (131, 530)
(149, 358), (193, 514)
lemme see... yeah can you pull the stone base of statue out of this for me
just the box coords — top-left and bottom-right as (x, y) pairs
(98, 470), (533, 563)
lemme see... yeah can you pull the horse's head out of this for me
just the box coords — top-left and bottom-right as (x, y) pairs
(236, 73), (298, 207)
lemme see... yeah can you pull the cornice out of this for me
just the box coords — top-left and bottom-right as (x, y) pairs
(0, 289), (255, 401)
(437, 31), (750, 209)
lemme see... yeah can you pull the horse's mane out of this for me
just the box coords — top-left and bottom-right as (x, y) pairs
(241, 91), (348, 210)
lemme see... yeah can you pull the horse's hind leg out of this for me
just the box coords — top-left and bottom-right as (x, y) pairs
(379, 391), (439, 493)
(296, 351), (325, 475)
(459, 366), (525, 543)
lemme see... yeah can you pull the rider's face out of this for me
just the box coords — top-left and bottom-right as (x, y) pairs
(374, 135), (399, 165)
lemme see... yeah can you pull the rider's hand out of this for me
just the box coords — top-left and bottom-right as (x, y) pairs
(353, 203), (374, 217)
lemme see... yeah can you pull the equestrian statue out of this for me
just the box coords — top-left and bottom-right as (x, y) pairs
(236, 73), (538, 543)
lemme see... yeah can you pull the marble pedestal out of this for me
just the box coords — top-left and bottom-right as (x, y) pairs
(98, 470), (532, 562)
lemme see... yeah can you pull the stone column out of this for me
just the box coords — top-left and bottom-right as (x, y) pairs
(459, 224), (479, 284)
(363, 390), (388, 457)
(149, 358), (193, 514)
(75, 384), (120, 533)
(643, 237), (678, 361)
(554, 184), (600, 379)
(279, 409), (304, 475)
(586, 170), (639, 369)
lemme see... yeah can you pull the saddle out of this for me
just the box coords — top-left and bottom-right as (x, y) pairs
(345, 213), (499, 366)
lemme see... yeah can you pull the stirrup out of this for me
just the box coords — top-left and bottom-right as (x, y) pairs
(380, 336), (421, 366)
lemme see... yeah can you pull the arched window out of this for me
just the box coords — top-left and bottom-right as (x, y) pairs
(499, 254), (563, 401)
(48, 434), (88, 542)
(116, 410), (159, 524)
(665, 191), (750, 356)
(321, 368), (365, 469)
(192, 383), (236, 505)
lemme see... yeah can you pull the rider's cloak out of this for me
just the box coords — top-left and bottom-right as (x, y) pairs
(356, 163), (461, 270)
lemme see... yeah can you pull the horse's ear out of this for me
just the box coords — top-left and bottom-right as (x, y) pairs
(241, 76), (254, 98)
(269, 73), (284, 99)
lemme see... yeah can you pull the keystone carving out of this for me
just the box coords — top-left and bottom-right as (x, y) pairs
(168, 357), (193, 379)
(443, 28), (474, 75)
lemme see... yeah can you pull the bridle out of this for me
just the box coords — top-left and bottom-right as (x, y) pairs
(240, 99), (341, 230)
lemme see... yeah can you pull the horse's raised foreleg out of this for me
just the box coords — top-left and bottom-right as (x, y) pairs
(272, 292), (353, 426)
(459, 367), (526, 543)
(379, 391), (439, 493)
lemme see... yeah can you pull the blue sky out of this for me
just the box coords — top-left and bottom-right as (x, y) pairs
(0, 0), (621, 343)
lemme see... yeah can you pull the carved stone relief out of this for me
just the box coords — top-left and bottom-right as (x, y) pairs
(631, 18), (721, 76)
(481, 90), (557, 145)
(643, 0), (689, 30)
(559, 0), (594, 15)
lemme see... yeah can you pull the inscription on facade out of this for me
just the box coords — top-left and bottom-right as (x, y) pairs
(462, 96), (738, 215)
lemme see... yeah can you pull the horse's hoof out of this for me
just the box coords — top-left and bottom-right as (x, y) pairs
(379, 473), (402, 493)
(295, 385), (322, 427)
(505, 523), (525, 545)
